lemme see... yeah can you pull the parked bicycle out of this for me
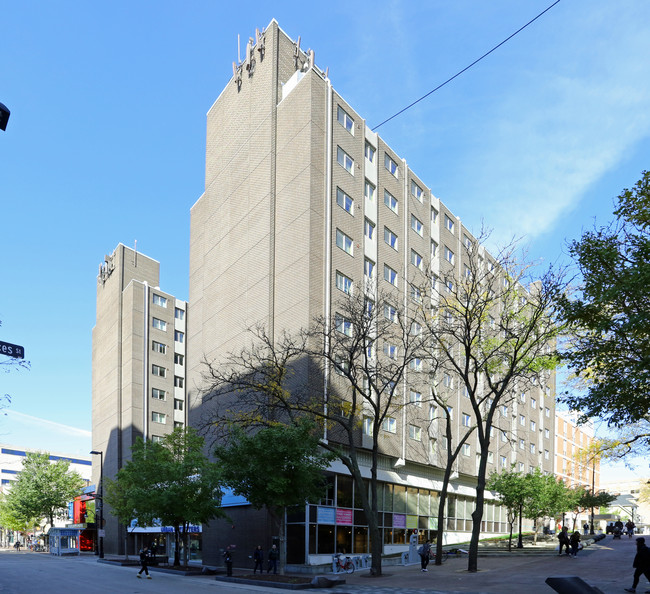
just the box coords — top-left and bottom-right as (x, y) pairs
(334, 553), (355, 574)
(429, 549), (449, 563)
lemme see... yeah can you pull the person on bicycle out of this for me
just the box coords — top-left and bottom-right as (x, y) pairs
(419, 540), (432, 572)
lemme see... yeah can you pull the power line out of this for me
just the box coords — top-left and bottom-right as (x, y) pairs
(372, 0), (562, 131)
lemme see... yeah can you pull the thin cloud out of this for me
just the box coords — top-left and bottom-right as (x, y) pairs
(4, 410), (91, 438)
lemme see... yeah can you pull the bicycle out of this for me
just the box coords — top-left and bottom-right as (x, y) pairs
(334, 553), (355, 574)
(429, 550), (449, 563)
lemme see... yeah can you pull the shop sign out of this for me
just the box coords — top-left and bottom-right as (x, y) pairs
(317, 506), (336, 524)
(406, 515), (418, 529)
(393, 513), (406, 528)
(335, 508), (353, 525)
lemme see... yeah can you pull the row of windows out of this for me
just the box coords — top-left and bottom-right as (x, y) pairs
(151, 365), (185, 387)
(152, 411), (185, 427)
(151, 341), (185, 364)
(151, 318), (185, 343)
(152, 294), (185, 319)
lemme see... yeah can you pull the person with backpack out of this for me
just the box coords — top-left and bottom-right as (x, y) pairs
(570, 531), (581, 557)
(557, 526), (570, 556)
(418, 540), (432, 572)
(137, 547), (152, 579)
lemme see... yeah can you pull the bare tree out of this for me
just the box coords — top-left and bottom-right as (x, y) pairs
(419, 234), (566, 572)
(200, 289), (429, 577)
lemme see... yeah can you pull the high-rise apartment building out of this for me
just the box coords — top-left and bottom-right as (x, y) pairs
(92, 243), (187, 555)
(187, 20), (556, 567)
(555, 410), (600, 490)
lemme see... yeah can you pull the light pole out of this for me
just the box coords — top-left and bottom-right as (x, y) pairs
(590, 457), (596, 535)
(90, 450), (104, 558)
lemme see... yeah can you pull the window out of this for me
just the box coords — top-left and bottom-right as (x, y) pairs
(337, 105), (354, 133)
(364, 218), (375, 240)
(410, 249), (423, 270)
(384, 227), (398, 250)
(152, 318), (167, 331)
(364, 258), (375, 279)
(544, 449), (550, 460)
(488, 452), (494, 463)
(409, 425), (422, 441)
(336, 271), (353, 295)
(431, 240), (438, 258)
(431, 207), (438, 224)
(544, 428), (550, 439)
(463, 234), (472, 249)
(411, 180), (424, 201)
(500, 456), (507, 468)
(174, 376), (184, 388)
(409, 358), (422, 372)
(429, 405), (437, 420)
(530, 420), (536, 431)
(384, 264), (398, 286)
(410, 284), (422, 303)
(175, 307), (184, 320)
(464, 265), (471, 279)
(445, 214), (455, 233)
(519, 414), (525, 426)
(384, 190), (398, 213)
(518, 462), (525, 472)
(152, 412), (166, 424)
(409, 390), (422, 407)
(383, 343), (398, 359)
(545, 407), (550, 418)
(365, 143), (375, 162)
(446, 279), (454, 293)
(411, 215), (423, 236)
(462, 413), (471, 427)
(443, 373), (453, 388)
(174, 330), (184, 343)
(152, 341), (166, 354)
(444, 246), (454, 264)
(336, 229), (353, 255)
(519, 438), (525, 450)
(333, 356), (349, 376)
(462, 443), (471, 456)
(174, 353), (184, 365)
(501, 405), (508, 416)
(530, 443), (536, 454)
(151, 435), (163, 443)
(152, 388), (166, 400)
(364, 181), (376, 202)
(335, 314), (353, 337)
(410, 321), (422, 336)
(382, 417), (397, 433)
(337, 146), (354, 174)
(462, 386), (470, 398)
(383, 303), (397, 322)
(174, 399), (184, 411)
(447, 406), (454, 419)
(501, 430), (508, 443)
(362, 417), (374, 436)
(152, 364), (166, 378)
(520, 392), (526, 403)
(384, 153), (398, 177)
(152, 294), (167, 307)
(174, 421), (184, 429)
(336, 187), (354, 214)
(531, 398), (537, 409)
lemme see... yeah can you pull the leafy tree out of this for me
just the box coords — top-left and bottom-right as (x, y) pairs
(521, 470), (575, 542)
(8, 452), (85, 529)
(214, 420), (335, 574)
(639, 481), (650, 505)
(105, 427), (224, 567)
(560, 171), (650, 430)
(202, 288), (428, 577)
(0, 493), (39, 534)
(418, 234), (566, 570)
(487, 467), (528, 551)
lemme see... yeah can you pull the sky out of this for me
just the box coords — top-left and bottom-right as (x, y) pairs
(1, 1), (649, 479)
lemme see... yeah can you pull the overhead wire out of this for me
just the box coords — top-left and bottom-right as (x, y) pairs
(372, 0), (562, 131)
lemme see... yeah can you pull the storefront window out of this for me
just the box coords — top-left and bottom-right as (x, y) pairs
(336, 526), (352, 555)
(418, 490), (430, 516)
(353, 526), (368, 553)
(394, 485), (407, 513)
(337, 475), (353, 508)
(407, 487), (418, 515)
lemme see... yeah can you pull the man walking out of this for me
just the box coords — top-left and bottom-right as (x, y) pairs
(267, 544), (279, 575)
(557, 526), (570, 556)
(624, 537), (650, 593)
(137, 547), (152, 579)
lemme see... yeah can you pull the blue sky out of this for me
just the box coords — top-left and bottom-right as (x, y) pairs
(1, 1), (649, 479)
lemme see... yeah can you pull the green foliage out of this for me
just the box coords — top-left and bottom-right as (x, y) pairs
(577, 488), (617, 510)
(104, 427), (224, 566)
(0, 493), (39, 532)
(521, 469), (575, 522)
(560, 171), (650, 426)
(5, 452), (85, 528)
(214, 419), (335, 512)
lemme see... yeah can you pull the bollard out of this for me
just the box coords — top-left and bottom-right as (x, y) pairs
(545, 576), (605, 594)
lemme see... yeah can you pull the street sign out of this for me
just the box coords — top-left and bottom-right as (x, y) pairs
(0, 341), (24, 359)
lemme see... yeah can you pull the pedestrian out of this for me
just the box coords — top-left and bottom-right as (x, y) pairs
(137, 547), (152, 579)
(583, 522), (589, 535)
(223, 546), (233, 576)
(626, 520), (636, 538)
(570, 531), (581, 557)
(418, 539), (431, 572)
(150, 541), (157, 564)
(557, 526), (570, 556)
(624, 537), (650, 593)
(267, 544), (279, 575)
(253, 545), (264, 574)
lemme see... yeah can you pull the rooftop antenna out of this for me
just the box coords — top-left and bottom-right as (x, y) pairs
(237, 34), (241, 64)
(134, 239), (138, 267)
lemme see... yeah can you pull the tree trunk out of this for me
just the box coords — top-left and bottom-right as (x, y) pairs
(435, 465), (453, 565)
(173, 526), (181, 566)
(468, 444), (490, 572)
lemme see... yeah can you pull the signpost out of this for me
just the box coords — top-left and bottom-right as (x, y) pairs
(0, 341), (24, 359)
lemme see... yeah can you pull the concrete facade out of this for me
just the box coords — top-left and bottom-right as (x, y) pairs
(91, 244), (187, 555)
(186, 20), (557, 568)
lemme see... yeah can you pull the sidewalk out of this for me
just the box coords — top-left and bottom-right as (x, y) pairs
(302, 534), (647, 594)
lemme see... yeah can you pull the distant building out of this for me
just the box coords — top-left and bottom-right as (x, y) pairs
(554, 410), (600, 490)
(91, 243), (188, 556)
(0, 444), (92, 546)
(601, 477), (650, 533)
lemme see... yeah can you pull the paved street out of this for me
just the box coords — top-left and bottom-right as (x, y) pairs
(1, 536), (648, 594)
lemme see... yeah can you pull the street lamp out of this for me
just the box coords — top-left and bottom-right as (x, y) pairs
(90, 450), (104, 559)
